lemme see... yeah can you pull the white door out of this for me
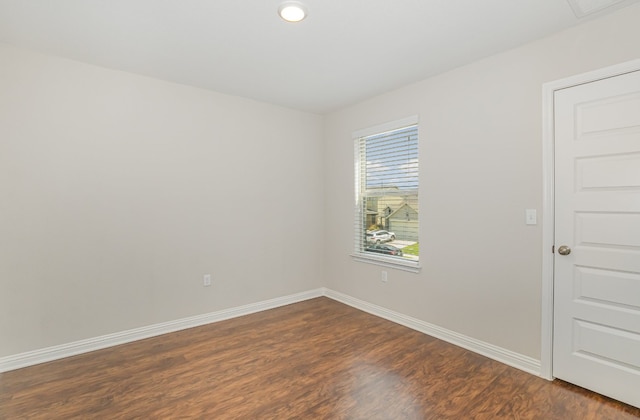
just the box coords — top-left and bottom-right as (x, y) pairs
(553, 69), (640, 408)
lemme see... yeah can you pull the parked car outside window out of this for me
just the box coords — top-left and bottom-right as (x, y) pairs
(365, 244), (403, 256)
(366, 230), (396, 244)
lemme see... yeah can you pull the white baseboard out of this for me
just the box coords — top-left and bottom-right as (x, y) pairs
(323, 288), (541, 376)
(1, 287), (541, 377)
(0, 288), (324, 373)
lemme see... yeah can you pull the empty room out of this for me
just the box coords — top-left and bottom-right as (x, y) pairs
(1, 0), (640, 418)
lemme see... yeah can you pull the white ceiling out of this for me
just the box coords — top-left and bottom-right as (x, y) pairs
(0, 0), (638, 114)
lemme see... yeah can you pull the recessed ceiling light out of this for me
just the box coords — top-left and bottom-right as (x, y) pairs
(278, 1), (307, 23)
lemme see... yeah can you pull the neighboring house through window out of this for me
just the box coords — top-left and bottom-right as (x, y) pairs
(353, 116), (420, 272)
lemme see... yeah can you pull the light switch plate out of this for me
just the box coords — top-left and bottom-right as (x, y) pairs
(525, 209), (537, 225)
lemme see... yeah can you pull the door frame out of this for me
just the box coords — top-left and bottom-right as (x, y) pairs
(540, 58), (640, 380)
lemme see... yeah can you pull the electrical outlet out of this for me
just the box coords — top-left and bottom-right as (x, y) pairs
(381, 271), (388, 283)
(203, 274), (212, 287)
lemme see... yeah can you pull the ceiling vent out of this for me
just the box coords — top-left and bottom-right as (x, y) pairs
(566, 0), (637, 17)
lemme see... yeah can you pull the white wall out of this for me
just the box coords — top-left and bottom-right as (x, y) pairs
(0, 44), (325, 357)
(323, 4), (640, 360)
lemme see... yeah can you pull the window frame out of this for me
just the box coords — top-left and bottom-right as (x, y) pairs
(351, 116), (421, 273)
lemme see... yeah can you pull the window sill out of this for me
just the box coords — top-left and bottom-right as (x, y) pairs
(350, 253), (421, 273)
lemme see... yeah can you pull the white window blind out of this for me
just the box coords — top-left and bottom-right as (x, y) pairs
(353, 121), (420, 271)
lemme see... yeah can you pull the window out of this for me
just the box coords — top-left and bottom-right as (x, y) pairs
(353, 117), (420, 272)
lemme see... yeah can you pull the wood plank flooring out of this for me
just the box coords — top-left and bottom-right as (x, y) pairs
(1, 297), (639, 419)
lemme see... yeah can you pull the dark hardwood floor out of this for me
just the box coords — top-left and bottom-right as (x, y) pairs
(1, 297), (639, 419)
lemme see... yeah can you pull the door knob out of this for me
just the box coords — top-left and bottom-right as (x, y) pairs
(557, 245), (571, 255)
